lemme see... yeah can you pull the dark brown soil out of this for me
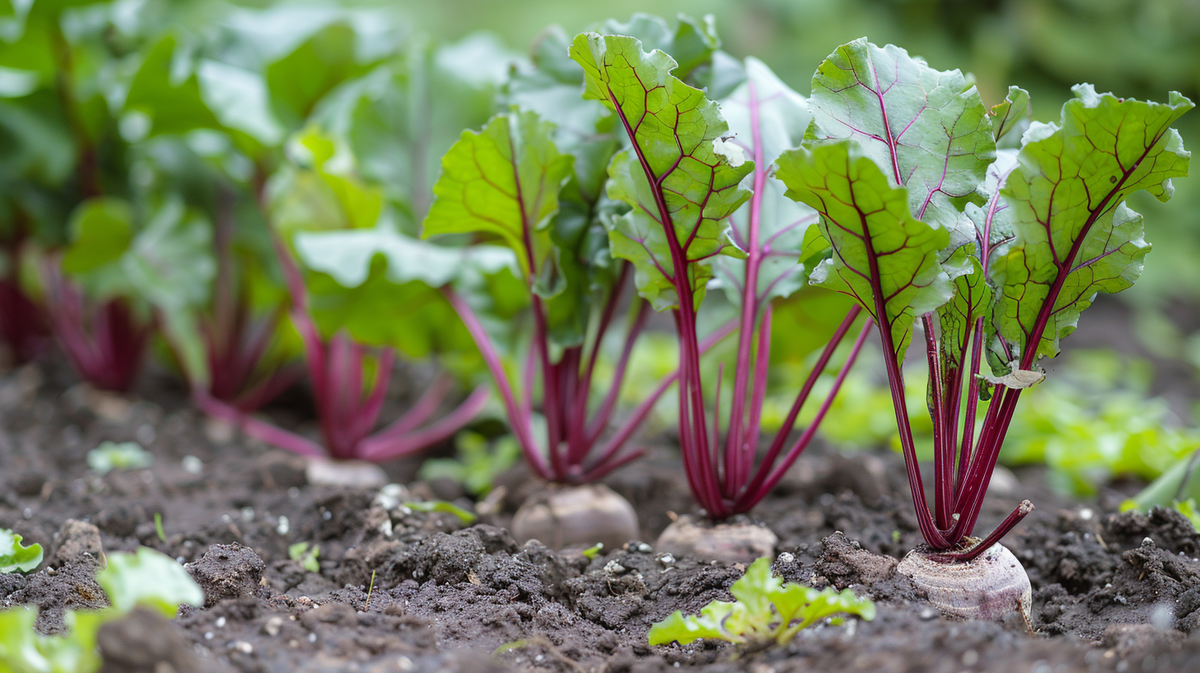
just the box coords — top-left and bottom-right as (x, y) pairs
(4, 354), (1200, 673)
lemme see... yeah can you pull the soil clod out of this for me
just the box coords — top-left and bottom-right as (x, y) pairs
(187, 543), (267, 607)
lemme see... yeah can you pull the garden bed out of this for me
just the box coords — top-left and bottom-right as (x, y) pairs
(3, 359), (1200, 673)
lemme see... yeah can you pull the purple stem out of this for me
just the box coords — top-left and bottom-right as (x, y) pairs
(737, 305), (861, 506)
(358, 385), (491, 461)
(736, 319), (874, 511)
(194, 390), (325, 458)
(923, 313), (951, 530)
(442, 286), (549, 479)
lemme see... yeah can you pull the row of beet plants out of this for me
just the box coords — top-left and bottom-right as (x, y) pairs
(1, 3), (1192, 613)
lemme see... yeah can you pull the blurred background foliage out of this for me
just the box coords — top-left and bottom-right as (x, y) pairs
(1, 0), (1198, 495)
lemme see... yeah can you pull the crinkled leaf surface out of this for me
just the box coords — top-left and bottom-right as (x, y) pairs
(423, 109), (573, 284)
(807, 38), (994, 245)
(569, 32), (753, 311)
(592, 13), (720, 83)
(0, 529), (42, 573)
(776, 140), (952, 360)
(97, 547), (204, 618)
(991, 86), (1192, 362)
(715, 57), (820, 307)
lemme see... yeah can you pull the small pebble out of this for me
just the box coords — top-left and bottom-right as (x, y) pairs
(919, 608), (937, 621)
(635, 542), (652, 554)
(216, 617), (226, 628)
(962, 650), (979, 666)
(1142, 537), (1155, 547)
(1079, 507), (1093, 520)
(205, 632), (213, 641)
(777, 552), (795, 564)
(232, 641), (252, 654)
(657, 553), (676, 568)
(277, 516), (290, 535)
(1152, 604), (1174, 631)
(1114, 594), (1128, 605)
(604, 560), (627, 575)
(263, 616), (283, 636)
(182, 455), (203, 474)
(397, 656), (414, 671)
(308, 633), (317, 643)
(240, 507), (255, 523)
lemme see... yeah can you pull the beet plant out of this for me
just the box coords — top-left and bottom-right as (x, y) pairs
(565, 31), (870, 540)
(774, 38), (1192, 619)
(199, 127), (491, 467)
(414, 16), (735, 549)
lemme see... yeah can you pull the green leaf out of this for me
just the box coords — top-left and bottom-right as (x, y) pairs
(271, 127), (384, 235)
(266, 22), (375, 130)
(806, 38), (994, 242)
(0, 529), (42, 573)
(403, 500), (478, 525)
(294, 225), (511, 356)
(124, 35), (222, 138)
(569, 32), (753, 311)
(423, 109), (573, 284)
(592, 13), (721, 83)
(196, 60), (285, 149)
(991, 86), (1192, 362)
(776, 139), (953, 360)
(648, 602), (746, 646)
(714, 57), (819, 307)
(936, 252), (992, 374)
(288, 542), (320, 573)
(61, 198), (134, 275)
(991, 86), (1032, 148)
(1176, 499), (1200, 532)
(97, 548), (204, 618)
(504, 26), (617, 202)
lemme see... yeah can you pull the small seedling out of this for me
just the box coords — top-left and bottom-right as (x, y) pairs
(403, 500), (477, 525)
(86, 441), (153, 475)
(365, 569), (377, 611)
(418, 431), (521, 497)
(288, 542), (320, 573)
(582, 543), (603, 560)
(648, 558), (875, 647)
(0, 529), (42, 574)
(154, 513), (167, 543)
(1176, 499), (1200, 531)
(0, 547), (202, 673)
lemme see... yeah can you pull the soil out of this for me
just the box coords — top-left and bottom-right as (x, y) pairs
(4, 339), (1200, 673)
